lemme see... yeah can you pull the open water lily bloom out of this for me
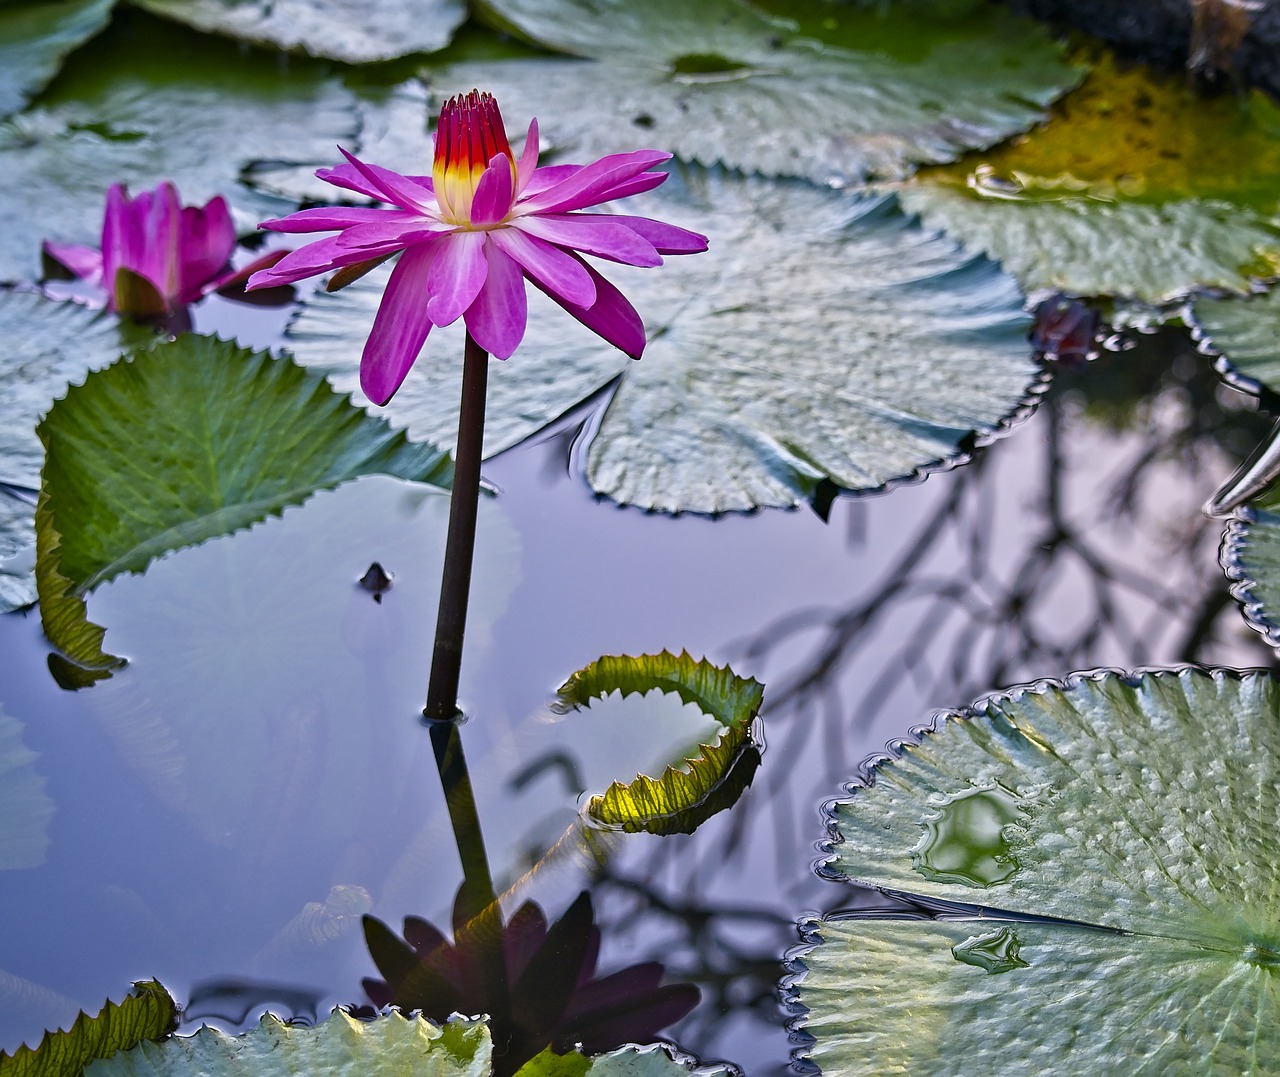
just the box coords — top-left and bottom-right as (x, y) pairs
(247, 90), (709, 405)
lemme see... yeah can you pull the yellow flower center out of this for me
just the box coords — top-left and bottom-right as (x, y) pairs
(433, 90), (517, 226)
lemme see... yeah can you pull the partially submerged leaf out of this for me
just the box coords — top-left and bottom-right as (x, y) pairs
(1194, 288), (1280, 395)
(132, 0), (466, 63)
(0, 980), (178, 1076)
(516, 1044), (735, 1076)
(0, 0), (113, 119)
(87, 1010), (490, 1075)
(0, 702), (54, 870)
(1220, 483), (1280, 650)
(288, 168), (1039, 513)
(901, 52), (1280, 303)
(556, 652), (763, 834)
(795, 668), (1280, 1072)
(35, 334), (452, 680)
(449, 0), (1077, 185)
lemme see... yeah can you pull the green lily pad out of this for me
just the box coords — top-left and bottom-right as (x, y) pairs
(1219, 485), (1280, 650)
(0, 0), (113, 119)
(287, 167), (1039, 514)
(795, 667), (1280, 1072)
(0, 11), (357, 283)
(517, 1044), (734, 1076)
(35, 334), (452, 683)
(131, 0), (465, 62)
(1194, 289), (1280, 395)
(1, 981), (178, 1076)
(87, 1010), (489, 1075)
(555, 652), (763, 835)
(430, 0), (1077, 187)
(901, 52), (1280, 303)
(0, 701), (53, 871)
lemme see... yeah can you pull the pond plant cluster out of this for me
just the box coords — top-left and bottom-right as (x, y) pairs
(4, 0), (1280, 1073)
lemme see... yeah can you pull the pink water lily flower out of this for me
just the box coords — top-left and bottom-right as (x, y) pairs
(43, 181), (285, 320)
(247, 90), (709, 405)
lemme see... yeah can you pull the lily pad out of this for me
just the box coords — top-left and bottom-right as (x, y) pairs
(1194, 289), (1280, 395)
(794, 667), (1280, 1072)
(1, 981), (178, 1076)
(0, 702), (53, 871)
(287, 167), (1039, 513)
(0, 11), (357, 283)
(428, 0), (1077, 188)
(1219, 484), (1280, 650)
(555, 652), (763, 835)
(130, 0), (465, 62)
(0, 0), (113, 119)
(901, 52), (1280, 303)
(35, 334), (452, 682)
(517, 1044), (734, 1076)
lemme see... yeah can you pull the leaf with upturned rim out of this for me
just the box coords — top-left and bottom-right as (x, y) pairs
(287, 167), (1039, 514)
(794, 667), (1280, 1073)
(555, 652), (763, 835)
(34, 334), (452, 682)
(1194, 288), (1280, 396)
(0, 0), (113, 119)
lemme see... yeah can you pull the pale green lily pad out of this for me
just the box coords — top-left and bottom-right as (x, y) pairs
(0, 701), (54, 871)
(447, 0), (1075, 187)
(287, 167), (1038, 514)
(518, 1044), (735, 1076)
(2, 981), (178, 1076)
(0, 0), (113, 118)
(131, 0), (465, 62)
(1194, 289), (1280, 395)
(0, 13), (356, 283)
(795, 668), (1280, 1072)
(35, 334), (452, 682)
(87, 1010), (489, 1075)
(1219, 487), (1280, 651)
(901, 53), (1280, 303)
(555, 652), (763, 835)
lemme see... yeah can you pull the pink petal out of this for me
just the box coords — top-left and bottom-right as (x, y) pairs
(607, 214), (708, 254)
(515, 118), (540, 196)
(520, 150), (671, 214)
(591, 170), (669, 202)
(489, 227), (595, 308)
(464, 242), (527, 359)
(519, 163), (582, 199)
(469, 153), (515, 228)
(534, 255), (646, 358)
(101, 184), (139, 302)
(361, 244), (438, 405)
(334, 217), (450, 251)
(425, 230), (488, 326)
(314, 162), (392, 202)
(177, 195), (236, 303)
(247, 233), (418, 289)
(512, 214), (659, 266)
(260, 206), (423, 234)
(141, 182), (183, 301)
(338, 147), (434, 213)
(42, 241), (103, 285)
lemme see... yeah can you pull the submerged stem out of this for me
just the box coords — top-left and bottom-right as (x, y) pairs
(424, 332), (489, 721)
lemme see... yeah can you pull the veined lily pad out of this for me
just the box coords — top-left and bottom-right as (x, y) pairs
(1194, 289), (1280, 395)
(0, 0), (113, 119)
(430, 0), (1077, 187)
(1, 980), (178, 1076)
(287, 167), (1039, 514)
(0, 701), (53, 871)
(555, 652), (763, 835)
(794, 667), (1280, 1072)
(131, 0), (466, 63)
(34, 334), (452, 683)
(0, 12), (356, 283)
(901, 52), (1280, 303)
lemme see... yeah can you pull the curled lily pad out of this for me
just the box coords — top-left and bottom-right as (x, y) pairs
(445, 0), (1076, 186)
(34, 334), (452, 684)
(901, 52), (1280, 303)
(794, 667), (1280, 1072)
(517, 1044), (735, 1076)
(0, 0), (113, 119)
(1, 980), (178, 1076)
(1194, 288), (1280, 395)
(131, 0), (466, 62)
(555, 652), (763, 835)
(1219, 482), (1280, 650)
(287, 167), (1039, 514)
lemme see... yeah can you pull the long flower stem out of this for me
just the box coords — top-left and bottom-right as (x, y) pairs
(424, 332), (489, 721)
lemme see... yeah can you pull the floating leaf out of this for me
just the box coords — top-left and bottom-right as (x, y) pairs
(288, 168), (1038, 513)
(901, 53), (1280, 303)
(88, 1010), (489, 1075)
(1, 980), (178, 1076)
(0, 0), (113, 118)
(0, 702), (53, 871)
(132, 0), (465, 63)
(794, 668), (1280, 1072)
(35, 334), (452, 681)
(1220, 483), (1280, 650)
(556, 652), (763, 835)
(517, 1044), (735, 1077)
(1194, 289), (1280, 395)
(0, 11), (357, 283)
(445, 0), (1076, 186)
